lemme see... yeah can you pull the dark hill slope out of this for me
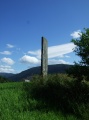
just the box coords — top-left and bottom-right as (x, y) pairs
(9, 64), (72, 81)
(0, 73), (14, 78)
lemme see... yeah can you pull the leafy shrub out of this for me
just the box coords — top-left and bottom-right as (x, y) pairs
(23, 74), (89, 117)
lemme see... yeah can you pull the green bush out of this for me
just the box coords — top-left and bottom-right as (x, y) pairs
(0, 76), (8, 83)
(23, 74), (89, 118)
(0, 82), (78, 120)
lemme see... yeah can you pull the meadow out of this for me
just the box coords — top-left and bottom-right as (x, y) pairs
(0, 74), (89, 120)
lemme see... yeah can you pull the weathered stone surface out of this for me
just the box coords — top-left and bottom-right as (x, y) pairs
(41, 37), (48, 77)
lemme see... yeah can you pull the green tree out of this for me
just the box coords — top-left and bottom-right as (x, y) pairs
(0, 76), (9, 83)
(68, 28), (89, 81)
(72, 28), (89, 65)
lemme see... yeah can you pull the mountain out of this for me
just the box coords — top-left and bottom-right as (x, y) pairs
(0, 73), (14, 78)
(9, 64), (73, 81)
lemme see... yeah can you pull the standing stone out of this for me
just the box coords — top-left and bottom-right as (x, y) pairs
(41, 37), (48, 77)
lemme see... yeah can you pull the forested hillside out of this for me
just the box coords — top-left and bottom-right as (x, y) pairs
(9, 64), (72, 81)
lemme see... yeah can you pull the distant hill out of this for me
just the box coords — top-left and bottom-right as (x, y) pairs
(0, 73), (14, 78)
(9, 64), (73, 81)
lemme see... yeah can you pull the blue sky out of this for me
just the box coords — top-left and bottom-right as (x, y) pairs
(0, 0), (89, 73)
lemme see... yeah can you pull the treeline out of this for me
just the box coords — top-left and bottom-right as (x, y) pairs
(67, 28), (89, 82)
(0, 76), (10, 83)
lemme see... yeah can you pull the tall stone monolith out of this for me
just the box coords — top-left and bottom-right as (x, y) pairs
(41, 37), (48, 77)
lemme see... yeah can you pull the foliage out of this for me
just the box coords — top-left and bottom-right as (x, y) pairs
(72, 28), (89, 65)
(23, 74), (89, 119)
(68, 28), (89, 81)
(0, 75), (10, 83)
(1, 75), (89, 119)
(67, 63), (89, 82)
(0, 81), (77, 120)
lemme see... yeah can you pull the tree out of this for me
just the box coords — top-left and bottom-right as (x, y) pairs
(0, 76), (7, 83)
(68, 28), (89, 81)
(72, 28), (89, 65)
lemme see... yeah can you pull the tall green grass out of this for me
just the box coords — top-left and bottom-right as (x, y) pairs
(23, 74), (89, 120)
(0, 81), (77, 120)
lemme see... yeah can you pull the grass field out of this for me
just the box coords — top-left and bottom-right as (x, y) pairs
(0, 81), (78, 120)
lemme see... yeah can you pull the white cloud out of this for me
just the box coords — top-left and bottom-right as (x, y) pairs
(7, 44), (14, 48)
(28, 43), (75, 59)
(70, 30), (82, 38)
(0, 65), (15, 73)
(1, 57), (15, 65)
(28, 50), (41, 58)
(48, 43), (75, 58)
(20, 55), (40, 64)
(48, 59), (70, 65)
(0, 51), (12, 55)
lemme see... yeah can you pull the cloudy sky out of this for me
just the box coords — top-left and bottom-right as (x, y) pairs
(0, 0), (89, 73)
